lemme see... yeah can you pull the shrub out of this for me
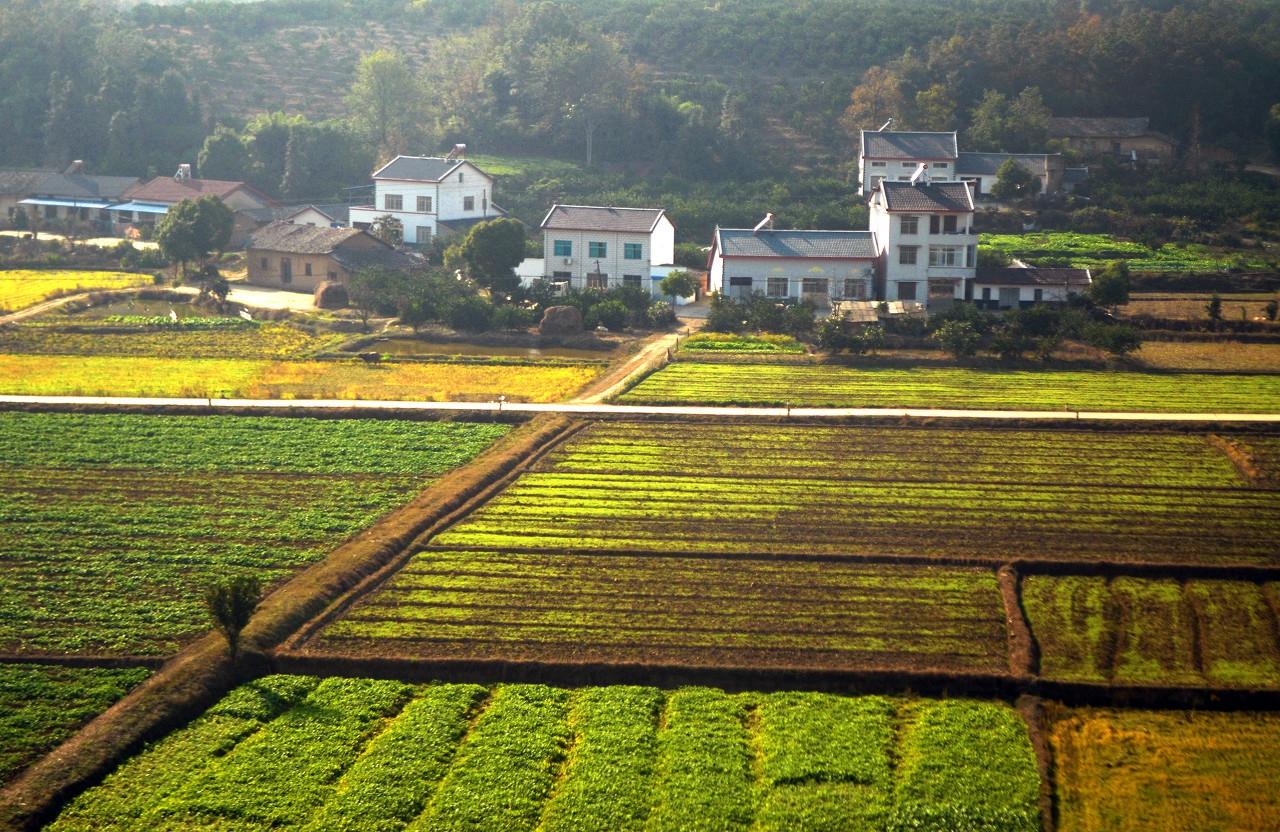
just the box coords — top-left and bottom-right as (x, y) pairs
(648, 300), (676, 327)
(586, 299), (629, 331)
(491, 304), (536, 331)
(705, 294), (745, 333)
(816, 318), (850, 353)
(781, 301), (817, 338)
(203, 576), (261, 659)
(931, 320), (981, 358)
(446, 296), (494, 332)
(1083, 321), (1143, 356)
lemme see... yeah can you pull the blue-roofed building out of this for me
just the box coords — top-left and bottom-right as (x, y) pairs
(708, 221), (878, 304)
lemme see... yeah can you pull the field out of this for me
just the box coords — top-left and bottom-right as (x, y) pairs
(0, 663), (150, 782)
(49, 676), (1040, 832)
(1051, 707), (1280, 832)
(0, 270), (153, 313)
(619, 362), (1280, 412)
(1133, 341), (1280, 372)
(0, 412), (508, 656)
(679, 332), (807, 354)
(1023, 575), (1280, 688)
(978, 233), (1274, 272)
(0, 318), (346, 360)
(0, 354), (599, 401)
(1119, 292), (1279, 321)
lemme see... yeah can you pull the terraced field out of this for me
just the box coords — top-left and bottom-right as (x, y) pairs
(49, 676), (1041, 832)
(0, 270), (153, 313)
(0, 412), (508, 656)
(620, 362), (1280, 412)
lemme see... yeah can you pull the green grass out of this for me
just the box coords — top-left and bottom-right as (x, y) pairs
(979, 232), (1273, 272)
(620, 363), (1280, 412)
(679, 332), (806, 354)
(0, 663), (151, 783)
(51, 678), (1043, 831)
(0, 412), (508, 656)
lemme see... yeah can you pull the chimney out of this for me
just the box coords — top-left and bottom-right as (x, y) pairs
(909, 162), (928, 186)
(446, 143), (467, 160)
(64, 160), (85, 175)
(174, 163), (192, 181)
(751, 213), (774, 234)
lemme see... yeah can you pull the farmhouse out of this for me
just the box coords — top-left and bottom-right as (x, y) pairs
(246, 221), (413, 293)
(0, 168), (53, 226)
(859, 130), (959, 194)
(954, 152), (1065, 197)
(1047, 117), (1176, 163)
(708, 221), (876, 304)
(243, 203), (351, 229)
(348, 149), (502, 246)
(541, 204), (676, 297)
(972, 266), (1092, 309)
(116, 165), (276, 243)
(13, 162), (139, 232)
(870, 177), (976, 309)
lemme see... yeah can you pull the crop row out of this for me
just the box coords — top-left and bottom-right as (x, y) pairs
(1023, 575), (1280, 688)
(0, 321), (342, 360)
(51, 677), (1041, 832)
(310, 550), (1008, 672)
(618, 363), (1280, 413)
(0, 270), (152, 313)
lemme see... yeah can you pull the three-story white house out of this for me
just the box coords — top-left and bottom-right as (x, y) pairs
(869, 177), (977, 308)
(540, 205), (675, 296)
(348, 154), (500, 246)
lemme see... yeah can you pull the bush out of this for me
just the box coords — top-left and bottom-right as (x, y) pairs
(1083, 321), (1143, 356)
(673, 242), (706, 268)
(490, 304), (536, 331)
(446, 296), (494, 332)
(816, 318), (850, 353)
(931, 320), (981, 358)
(781, 301), (817, 338)
(586, 299), (629, 331)
(647, 300), (676, 327)
(705, 293), (745, 333)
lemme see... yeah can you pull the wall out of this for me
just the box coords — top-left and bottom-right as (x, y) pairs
(541, 228), (660, 295)
(974, 283), (1077, 308)
(247, 249), (346, 293)
(872, 194), (975, 307)
(713, 255), (875, 302)
(356, 162), (498, 245)
(860, 156), (958, 193)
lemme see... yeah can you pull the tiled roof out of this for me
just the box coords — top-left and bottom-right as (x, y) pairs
(879, 181), (974, 212)
(126, 176), (272, 206)
(541, 205), (667, 233)
(976, 267), (1092, 287)
(372, 156), (467, 182)
(331, 246), (416, 272)
(30, 173), (139, 200)
(955, 153), (1049, 177)
(0, 168), (56, 195)
(247, 221), (365, 254)
(861, 131), (958, 160)
(716, 228), (877, 259)
(242, 203), (353, 225)
(1047, 117), (1150, 138)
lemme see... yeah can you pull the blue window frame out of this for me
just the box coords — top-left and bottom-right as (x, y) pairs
(624, 242), (643, 259)
(553, 239), (572, 257)
(588, 241), (607, 258)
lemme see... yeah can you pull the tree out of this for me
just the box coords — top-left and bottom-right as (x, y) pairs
(990, 158), (1042, 201)
(203, 575), (261, 660)
(1266, 298), (1278, 322)
(197, 126), (251, 181)
(347, 50), (421, 156)
(348, 266), (407, 330)
(1206, 293), (1223, 321)
(1089, 261), (1130, 309)
(913, 84), (957, 131)
(155, 195), (233, 282)
(967, 87), (1049, 152)
(1083, 322), (1143, 357)
(931, 319), (981, 358)
(370, 214), (404, 247)
(659, 270), (699, 307)
(445, 218), (525, 295)
(840, 66), (906, 137)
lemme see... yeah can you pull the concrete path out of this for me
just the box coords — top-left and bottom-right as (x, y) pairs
(1, 394), (1275, 423)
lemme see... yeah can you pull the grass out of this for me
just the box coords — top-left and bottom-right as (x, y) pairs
(0, 354), (599, 401)
(979, 232), (1273, 272)
(0, 270), (153, 313)
(0, 663), (150, 784)
(0, 412), (508, 655)
(1119, 292), (1279, 321)
(1051, 707), (1280, 832)
(620, 362), (1280, 412)
(50, 678), (1042, 831)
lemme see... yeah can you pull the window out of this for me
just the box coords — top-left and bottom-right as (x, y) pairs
(933, 162), (949, 169)
(44, 205), (56, 219)
(328, 271), (337, 280)
(967, 245), (976, 268)
(623, 274), (643, 287)
(929, 246), (961, 267)
(898, 176), (912, 181)
(843, 278), (866, 299)
(463, 196), (475, 211)
(624, 242), (643, 259)
(801, 278), (828, 296)
(304, 262), (312, 276)
(588, 241), (607, 258)
(384, 194), (402, 211)
(899, 215), (918, 235)
(982, 288), (992, 300)
(553, 240), (572, 257)
(416, 226), (431, 244)
(482, 193), (487, 211)
(587, 271), (608, 289)
(943, 215), (957, 233)
(458, 172), (464, 182)
(1034, 289), (1044, 302)
(260, 258), (268, 269)
(898, 281), (917, 300)
(766, 277), (788, 298)
(898, 246), (918, 265)
(870, 161), (887, 168)
(417, 196), (432, 213)
(552, 271), (572, 279)
(929, 215), (940, 234)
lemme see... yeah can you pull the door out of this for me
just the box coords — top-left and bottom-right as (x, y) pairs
(280, 258), (292, 284)
(998, 287), (1020, 308)
(728, 276), (753, 300)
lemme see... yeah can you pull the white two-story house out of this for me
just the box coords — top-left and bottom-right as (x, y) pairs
(859, 130), (959, 194)
(707, 224), (877, 305)
(869, 177), (976, 308)
(540, 205), (675, 297)
(348, 153), (500, 246)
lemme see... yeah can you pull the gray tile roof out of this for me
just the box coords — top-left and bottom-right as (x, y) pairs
(243, 203), (354, 225)
(879, 181), (974, 212)
(372, 156), (467, 182)
(861, 131), (958, 160)
(0, 168), (55, 195)
(955, 152), (1049, 177)
(331, 246), (415, 272)
(717, 228), (877, 259)
(1047, 117), (1150, 138)
(541, 204), (667, 233)
(976, 267), (1092, 287)
(247, 221), (365, 254)
(31, 173), (139, 200)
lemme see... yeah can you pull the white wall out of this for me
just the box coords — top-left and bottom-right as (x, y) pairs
(870, 193), (976, 306)
(712, 254), (875, 302)
(357, 161), (497, 245)
(976, 283), (1078, 306)
(860, 157), (958, 194)
(651, 215), (676, 265)
(542, 228), (662, 295)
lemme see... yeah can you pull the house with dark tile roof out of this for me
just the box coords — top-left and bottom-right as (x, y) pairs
(246, 221), (413, 293)
(0, 168), (56, 226)
(973, 266), (1092, 308)
(540, 204), (675, 296)
(708, 223), (877, 303)
(1047, 117), (1176, 163)
(954, 152), (1066, 197)
(113, 165), (277, 244)
(869, 178), (977, 309)
(858, 130), (959, 194)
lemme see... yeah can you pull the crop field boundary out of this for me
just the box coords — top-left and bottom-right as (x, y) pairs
(0, 655), (164, 670)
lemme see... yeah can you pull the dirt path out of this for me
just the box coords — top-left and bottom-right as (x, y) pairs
(0, 292), (102, 325)
(570, 315), (706, 404)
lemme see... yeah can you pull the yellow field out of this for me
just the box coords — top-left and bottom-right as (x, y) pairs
(0, 270), (153, 313)
(1135, 341), (1280, 371)
(0, 354), (598, 402)
(1051, 707), (1280, 832)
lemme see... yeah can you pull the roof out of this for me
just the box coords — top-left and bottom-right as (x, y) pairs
(247, 221), (366, 254)
(242, 203), (352, 225)
(955, 153), (1050, 177)
(436, 212), (511, 235)
(125, 176), (273, 206)
(975, 267), (1092, 287)
(371, 155), (469, 182)
(861, 131), (958, 160)
(878, 181), (974, 212)
(0, 168), (55, 195)
(540, 205), (668, 234)
(1047, 117), (1152, 139)
(30, 173), (139, 200)
(716, 228), (877, 259)
(331, 246), (416, 272)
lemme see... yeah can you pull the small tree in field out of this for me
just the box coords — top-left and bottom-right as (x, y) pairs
(156, 195), (233, 282)
(1206, 293), (1223, 321)
(1089, 261), (1130, 311)
(931, 319), (981, 358)
(659, 270), (699, 308)
(204, 576), (262, 660)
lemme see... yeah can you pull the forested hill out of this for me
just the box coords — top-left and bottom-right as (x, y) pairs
(2, 0), (1278, 184)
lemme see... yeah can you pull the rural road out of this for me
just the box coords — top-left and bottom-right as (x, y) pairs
(2, 395), (1276, 422)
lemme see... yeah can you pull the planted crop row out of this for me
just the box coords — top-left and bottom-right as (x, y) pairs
(1023, 575), (1280, 688)
(619, 363), (1280, 413)
(311, 550), (1008, 673)
(52, 678), (1042, 832)
(0, 321), (342, 359)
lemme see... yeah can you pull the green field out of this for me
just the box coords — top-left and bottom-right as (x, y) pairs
(678, 332), (807, 354)
(50, 676), (1041, 832)
(0, 663), (150, 783)
(1051, 707), (1280, 832)
(0, 412), (507, 655)
(1023, 575), (1280, 688)
(979, 232), (1273, 272)
(620, 363), (1280, 412)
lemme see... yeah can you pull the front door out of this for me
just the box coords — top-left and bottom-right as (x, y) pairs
(728, 276), (753, 300)
(998, 287), (1020, 308)
(280, 258), (292, 284)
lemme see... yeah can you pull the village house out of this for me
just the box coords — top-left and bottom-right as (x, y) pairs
(707, 217), (876, 304)
(1047, 117), (1176, 163)
(869, 175), (977, 309)
(10, 162), (138, 232)
(972, 266), (1092, 309)
(115, 165), (276, 244)
(859, 130), (960, 194)
(243, 203), (351, 229)
(246, 221), (413, 293)
(348, 148), (501, 246)
(540, 204), (676, 297)
(0, 168), (55, 226)
(954, 152), (1065, 197)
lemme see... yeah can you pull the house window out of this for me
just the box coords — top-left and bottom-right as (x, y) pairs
(416, 226), (431, 244)
(967, 245), (976, 267)
(463, 196), (475, 211)
(44, 205), (57, 219)
(1034, 288), (1044, 302)
(929, 215), (940, 234)
(553, 240), (572, 257)
(843, 278), (866, 299)
(900, 215), (918, 235)
(898, 246), (918, 265)
(870, 161), (887, 167)
(801, 278), (828, 296)
(934, 162), (949, 169)
(624, 242), (643, 260)
(587, 271), (608, 289)
(417, 196), (432, 213)
(623, 274), (643, 287)
(588, 241), (607, 258)
(552, 271), (572, 279)
(328, 271), (337, 280)
(260, 257), (268, 269)
(384, 194), (402, 211)
(304, 262), (313, 276)
(929, 246), (961, 267)
(982, 288), (991, 300)
(766, 277), (788, 298)
(458, 172), (464, 182)
(898, 281), (917, 300)
(943, 215), (957, 233)
(898, 176), (912, 181)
